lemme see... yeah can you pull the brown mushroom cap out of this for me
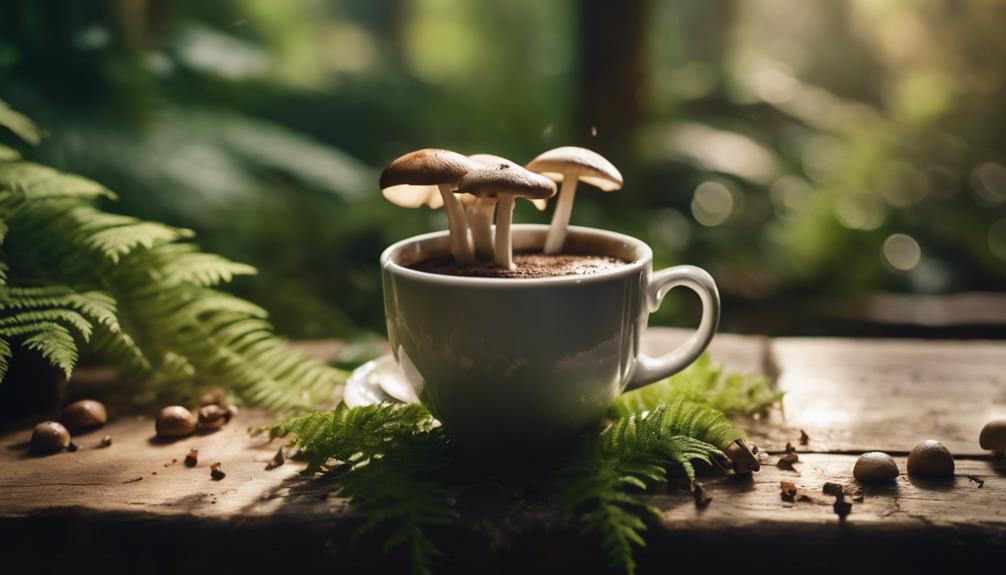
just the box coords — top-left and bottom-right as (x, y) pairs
(526, 146), (623, 191)
(380, 149), (481, 208)
(61, 399), (107, 431)
(979, 417), (1006, 450)
(31, 421), (71, 453)
(155, 405), (196, 438)
(456, 164), (557, 200)
(906, 439), (955, 478)
(853, 451), (900, 482)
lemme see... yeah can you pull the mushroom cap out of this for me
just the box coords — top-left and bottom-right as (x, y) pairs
(979, 417), (1006, 450)
(457, 164), (557, 200)
(467, 154), (549, 211)
(853, 451), (900, 482)
(31, 421), (71, 452)
(155, 405), (196, 438)
(61, 399), (107, 431)
(526, 146), (623, 191)
(906, 439), (955, 478)
(380, 149), (480, 209)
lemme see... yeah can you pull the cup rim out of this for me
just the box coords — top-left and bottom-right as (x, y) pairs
(380, 224), (653, 287)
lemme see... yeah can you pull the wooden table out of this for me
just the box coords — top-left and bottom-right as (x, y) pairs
(2, 328), (1004, 574)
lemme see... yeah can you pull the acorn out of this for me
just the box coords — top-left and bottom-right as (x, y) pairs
(62, 399), (107, 432)
(31, 421), (71, 453)
(155, 406), (196, 438)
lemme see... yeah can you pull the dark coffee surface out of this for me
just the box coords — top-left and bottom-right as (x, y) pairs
(409, 251), (632, 278)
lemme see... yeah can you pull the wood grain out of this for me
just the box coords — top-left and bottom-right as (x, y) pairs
(2, 329), (1005, 574)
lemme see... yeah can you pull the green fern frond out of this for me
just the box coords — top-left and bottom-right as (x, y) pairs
(1, 321), (78, 378)
(0, 309), (94, 341)
(0, 163), (114, 201)
(0, 338), (11, 380)
(612, 353), (782, 419)
(0, 144), (18, 162)
(0, 100), (41, 145)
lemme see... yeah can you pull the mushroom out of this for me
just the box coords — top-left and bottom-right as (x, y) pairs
(853, 451), (900, 482)
(197, 404), (227, 431)
(724, 439), (760, 475)
(380, 149), (481, 264)
(465, 154), (550, 260)
(61, 399), (107, 432)
(906, 439), (955, 478)
(456, 164), (557, 270)
(31, 421), (71, 453)
(526, 146), (623, 254)
(979, 417), (1006, 458)
(155, 405), (196, 438)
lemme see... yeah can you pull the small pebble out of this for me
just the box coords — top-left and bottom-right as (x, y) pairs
(99, 436), (113, 448)
(853, 451), (900, 482)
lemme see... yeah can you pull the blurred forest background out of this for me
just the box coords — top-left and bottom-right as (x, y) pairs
(2, 0), (1005, 340)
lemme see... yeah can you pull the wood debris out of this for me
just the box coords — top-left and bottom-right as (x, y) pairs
(780, 481), (798, 502)
(967, 475), (985, 488)
(265, 447), (285, 471)
(799, 429), (810, 446)
(777, 442), (800, 469)
(692, 481), (712, 508)
(184, 449), (199, 468)
(98, 436), (112, 448)
(210, 462), (226, 481)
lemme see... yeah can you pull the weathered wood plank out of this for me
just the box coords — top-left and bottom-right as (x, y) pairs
(765, 337), (1006, 456)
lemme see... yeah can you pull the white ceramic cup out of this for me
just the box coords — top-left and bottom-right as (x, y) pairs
(381, 224), (719, 446)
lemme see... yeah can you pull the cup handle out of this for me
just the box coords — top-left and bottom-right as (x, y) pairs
(624, 265), (720, 391)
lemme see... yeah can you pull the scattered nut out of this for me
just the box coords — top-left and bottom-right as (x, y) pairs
(99, 436), (113, 448)
(185, 449), (199, 468)
(979, 418), (1006, 458)
(155, 406), (196, 438)
(265, 447), (285, 470)
(61, 399), (108, 432)
(907, 440), (955, 478)
(853, 451), (900, 482)
(197, 404), (227, 431)
(725, 439), (760, 475)
(30, 421), (71, 453)
(210, 462), (226, 481)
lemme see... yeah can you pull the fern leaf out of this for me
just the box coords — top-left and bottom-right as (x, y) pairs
(86, 222), (194, 263)
(0, 144), (18, 162)
(3, 321), (78, 379)
(0, 101), (41, 145)
(0, 309), (93, 341)
(0, 337), (10, 380)
(0, 163), (114, 201)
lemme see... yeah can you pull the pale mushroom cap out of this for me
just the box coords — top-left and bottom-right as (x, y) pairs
(526, 146), (623, 191)
(468, 153), (548, 211)
(457, 164), (557, 200)
(979, 417), (1006, 450)
(380, 149), (480, 209)
(62, 399), (108, 431)
(906, 439), (955, 478)
(853, 451), (899, 482)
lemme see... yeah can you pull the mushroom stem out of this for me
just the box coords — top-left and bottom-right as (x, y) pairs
(437, 184), (474, 264)
(494, 194), (516, 270)
(543, 176), (578, 254)
(468, 196), (496, 259)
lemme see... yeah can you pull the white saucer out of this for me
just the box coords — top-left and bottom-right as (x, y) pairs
(344, 354), (421, 407)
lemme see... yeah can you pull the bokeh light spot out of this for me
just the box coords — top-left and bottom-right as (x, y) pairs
(882, 233), (922, 271)
(691, 181), (734, 227)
